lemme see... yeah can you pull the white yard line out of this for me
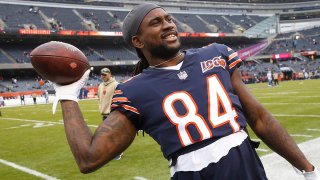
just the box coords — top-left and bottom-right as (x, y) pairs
(258, 95), (320, 98)
(290, 134), (313, 138)
(261, 137), (320, 180)
(0, 158), (59, 180)
(263, 103), (320, 105)
(133, 176), (149, 180)
(308, 128), (320, 132)
(273, 114), (320, 118)
(0, 118), (98, 179)
(0, 117), (98, 128)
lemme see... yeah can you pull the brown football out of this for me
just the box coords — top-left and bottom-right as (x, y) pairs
(30, 41), (90, 85)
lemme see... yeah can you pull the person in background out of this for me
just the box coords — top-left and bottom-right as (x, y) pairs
(304, 71), (309, 79)
(44, 90), (49, 103)
(39, 78), (45, 89)
(0, 96), (4, 116)
(97, 67), (121, 160)
(273, 71), (279, 86)
(51, 3), (319, 180)
(31, 93), (37, 104)
(267, 70), (273, 86)
(20, 94), (25, 105)
(78, 87), (84, 100)
(83, 87), (88, 99)
(0, 97), (2, 117)
(97, 68), (119, 120)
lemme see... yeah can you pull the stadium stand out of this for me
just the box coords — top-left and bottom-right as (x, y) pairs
(19, 0), (320, 5)
(200, 15), (235, 33)
(172, 13), (212, 33)
(259, 26), (320, 55)
(0, 3), (272, 32)
(40, 6), (84, 30)
(0, 4), (46, 30)
(0, 49), (12, 63)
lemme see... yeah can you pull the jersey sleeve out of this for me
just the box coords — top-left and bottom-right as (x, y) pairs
(215, 43), (242, 75)
(111, 86), (142, 130)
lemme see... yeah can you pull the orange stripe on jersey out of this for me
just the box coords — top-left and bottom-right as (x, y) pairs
(122, 74), (141, 83)
(112, 97), (129, 102)
(227, 47), (232, 51)
(121, 78), (132, 84)
(111, 104), (119, 108)
(229, 59), (242, 69)
(228, 52), (237, 61)
(122, 104), (140, 114)
(114, 90), (123, 95)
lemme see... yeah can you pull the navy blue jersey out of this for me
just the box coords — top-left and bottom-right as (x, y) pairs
(111, 43), (246, 159)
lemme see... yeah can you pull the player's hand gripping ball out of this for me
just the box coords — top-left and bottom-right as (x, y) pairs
(30, 41), (90, 85)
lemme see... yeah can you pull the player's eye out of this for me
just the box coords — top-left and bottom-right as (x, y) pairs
(166, 16), (174, 23)
(150, 19), (161, 26)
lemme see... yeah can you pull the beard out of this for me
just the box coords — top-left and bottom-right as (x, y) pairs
(149, 41), (181, 60)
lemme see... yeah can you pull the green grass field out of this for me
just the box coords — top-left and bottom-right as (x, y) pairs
(1, 79), (320, 180)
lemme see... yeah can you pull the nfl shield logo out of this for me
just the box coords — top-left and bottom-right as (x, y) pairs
(177, 71), (188, 80)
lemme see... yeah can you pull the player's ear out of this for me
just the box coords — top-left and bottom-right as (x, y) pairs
(132, 36), (144, 49)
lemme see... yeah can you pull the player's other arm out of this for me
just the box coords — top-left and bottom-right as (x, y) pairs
(60, 100), (137, 173)
(231, 69), (314, 172)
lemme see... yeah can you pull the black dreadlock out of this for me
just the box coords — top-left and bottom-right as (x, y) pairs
(132, 48), (148, 137)
(132, 48), (149, 76)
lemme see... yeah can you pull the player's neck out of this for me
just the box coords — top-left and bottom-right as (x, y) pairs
(149, 52), (184, 68)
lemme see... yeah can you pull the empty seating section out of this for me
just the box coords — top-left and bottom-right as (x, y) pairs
(40, 7), (83, 30)
(301, 27), (320, 36)
(0, 4), (269, 33)
(172, 13), (212, 33)
(77, 9), (115, 31)
(225, 15), (254, 30)
(105, 47), (136, 60)
(0, 3), (271, 34)
(0, 43), (138, 64)
(259, 26), (320, 54)
(105, 10), (128, 31)
(0, 4), (46, 29)
(199, 15), (234, 33)
(0, 51), (12, 63)
(0, 79), (44, 92)
(110, 11), (127, 22)
(87, 45), (137, 61)
(77, 10), (127, 31)
(249, 16), (268, 24)
(0, 45), (33, 63)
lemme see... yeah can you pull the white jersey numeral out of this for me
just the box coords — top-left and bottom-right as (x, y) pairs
(163, 75), (239, 146)
(207, 75), (240, 131)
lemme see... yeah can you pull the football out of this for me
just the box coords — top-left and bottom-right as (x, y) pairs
(30, 41), (90, 85)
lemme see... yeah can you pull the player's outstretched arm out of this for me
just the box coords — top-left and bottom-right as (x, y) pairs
(231, 69), (314, 173)
(60, 100), (137, 173)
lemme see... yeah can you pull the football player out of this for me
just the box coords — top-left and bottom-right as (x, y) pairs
(53, 3), (319, 180)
